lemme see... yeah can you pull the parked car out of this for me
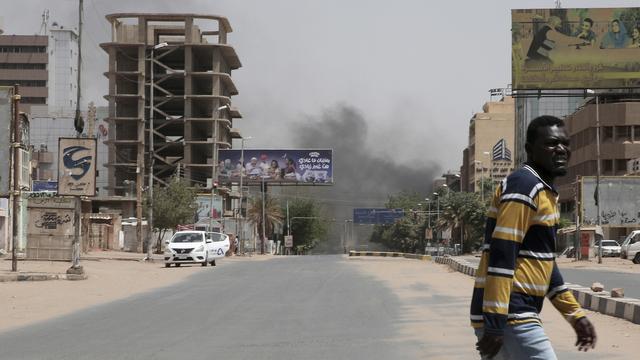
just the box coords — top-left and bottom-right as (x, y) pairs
(164, 231), (230, 267)
(592, 239), (621, 257)
(620, 230), (640, 264)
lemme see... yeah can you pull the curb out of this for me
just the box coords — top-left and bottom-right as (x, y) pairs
(0, 273), (88, 282)
(348, 251), (431, 261)
(433, 256), (640, 325)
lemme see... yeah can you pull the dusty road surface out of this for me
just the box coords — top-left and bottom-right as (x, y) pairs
(1, 255), (639, 359)
(350, 257), (640, 359)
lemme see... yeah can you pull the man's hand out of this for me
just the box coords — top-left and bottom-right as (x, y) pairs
(573, 317), (596, 351)
(476, 334), (503, 359)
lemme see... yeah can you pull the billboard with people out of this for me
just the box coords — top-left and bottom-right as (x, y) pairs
(217, 149), (333, 185)
(512, 7), (640, 89)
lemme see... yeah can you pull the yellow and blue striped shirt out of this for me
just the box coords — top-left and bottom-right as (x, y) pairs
(470, 165), (585, 335)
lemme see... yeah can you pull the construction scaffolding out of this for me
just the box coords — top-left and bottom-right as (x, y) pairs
(100, 13), (243, 221)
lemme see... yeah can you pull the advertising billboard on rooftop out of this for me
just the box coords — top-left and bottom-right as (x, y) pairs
(217, 149), (333, 185)
(512, 7), (640, 90)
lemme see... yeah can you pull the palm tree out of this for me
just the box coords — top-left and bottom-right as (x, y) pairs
(246, 195), (284, 254)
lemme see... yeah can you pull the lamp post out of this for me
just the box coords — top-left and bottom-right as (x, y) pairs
(587, 89), (602, 263)
(433, 192), (440, 254)
(210, 104), (230, 232)
(236, 136), (252, 254)
(146, 42), (168, 260)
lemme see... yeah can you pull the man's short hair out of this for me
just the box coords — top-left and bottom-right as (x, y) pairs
(584, 18), (594, 27)
(526, 115), (565, 145)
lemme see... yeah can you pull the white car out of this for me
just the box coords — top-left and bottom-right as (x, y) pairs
(620, 230), (640, 264)
(164, 231), (230, 268)
(592, 239), (621, 258)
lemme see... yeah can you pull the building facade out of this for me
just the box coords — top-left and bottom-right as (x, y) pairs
(461, 96), (515, 198)
(514, 91), (584, 167)
(557, 98), (640, 240)
(100, 13), (242, 223)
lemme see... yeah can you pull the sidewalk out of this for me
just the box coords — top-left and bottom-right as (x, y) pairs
(0, 250), (163, 283)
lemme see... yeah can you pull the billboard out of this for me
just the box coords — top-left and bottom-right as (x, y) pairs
(512, 7), (640, 90)
(217, 149), (333, 185)
(195, 194), (223, 222)
(581, 176), (640, 226)
(353, 208), (405, 224)
(57, 138), (97, 196)
(0, 87), (12, 196)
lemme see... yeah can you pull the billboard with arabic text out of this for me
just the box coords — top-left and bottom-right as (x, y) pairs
(512, 7), (640, 89)
(217, 149), (333, 185)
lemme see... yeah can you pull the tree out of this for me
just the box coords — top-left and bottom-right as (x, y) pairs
(436, 191), (487, 253)
(283, 198), (328, 254)
(369, 191), (424, 253)
(145, 175), (198, 253)
(246, 195), (284, 254)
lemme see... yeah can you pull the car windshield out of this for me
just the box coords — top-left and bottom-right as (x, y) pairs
(599, 240), (619, 246)
(171, 233), (203, 243)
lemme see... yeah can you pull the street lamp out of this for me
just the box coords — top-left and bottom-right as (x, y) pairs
(210, 104), (231, 231)
(237, 136), (252, 254)
(587, 89), (602, 264)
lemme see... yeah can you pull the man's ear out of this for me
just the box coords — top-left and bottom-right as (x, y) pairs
(524, 142), (532, 158)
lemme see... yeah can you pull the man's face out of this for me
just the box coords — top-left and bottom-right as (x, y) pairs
(581, 21), (592, 32)
(527, 125), (571, 178)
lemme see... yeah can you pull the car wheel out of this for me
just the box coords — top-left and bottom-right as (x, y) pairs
(202, 256), (208, 267)
(165, 263), (170, 268)
(621, 252), (627, 259)
(175, 263), (181, 267)
(633, 253), (640, 264)
(211, 259), (216, 267)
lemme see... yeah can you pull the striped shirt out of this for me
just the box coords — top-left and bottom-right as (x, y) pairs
(470, 165), (586, 335)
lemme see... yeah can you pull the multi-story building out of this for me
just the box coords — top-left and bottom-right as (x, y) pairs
(514, 91), (584, 167)
(557, 97), (640, 239)
(100, 13), (242, 220)
(1, 22), (81, 184)
(0, 35), (48, 110)
(461, 96), (515, 198)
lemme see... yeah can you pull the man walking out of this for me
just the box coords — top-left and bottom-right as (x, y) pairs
(471, 116), (596, 359)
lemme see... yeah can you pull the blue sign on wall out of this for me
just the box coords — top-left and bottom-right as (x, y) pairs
(353, 208), (405, 224)
(32, 180), (58, 192)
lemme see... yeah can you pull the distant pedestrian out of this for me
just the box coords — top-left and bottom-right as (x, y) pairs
(471, 116), (596, 359)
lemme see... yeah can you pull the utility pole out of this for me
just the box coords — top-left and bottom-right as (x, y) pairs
(11, 85), (21, 272)
(261, 177), (266, 254)
(68, 0), (84, 275)
(595, 95), (602, 264)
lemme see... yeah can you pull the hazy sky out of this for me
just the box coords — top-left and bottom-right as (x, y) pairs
(3, 0), (639, 194)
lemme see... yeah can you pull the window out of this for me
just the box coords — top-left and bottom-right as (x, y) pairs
(615, 126), (631, 142)
(602, 126), (613, 142)
(616, 159), (628, 174)
(634, 126), (640, 142)
(603, 159), (613, 174)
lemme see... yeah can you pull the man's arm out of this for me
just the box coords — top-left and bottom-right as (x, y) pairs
(547, 261), (596, 351)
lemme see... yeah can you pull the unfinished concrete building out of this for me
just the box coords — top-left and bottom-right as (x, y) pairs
(100, 13), (242, 215)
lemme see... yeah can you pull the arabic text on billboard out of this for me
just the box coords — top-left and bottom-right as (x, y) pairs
(512, 7), (640, 90)
(217, 149), (333, 184)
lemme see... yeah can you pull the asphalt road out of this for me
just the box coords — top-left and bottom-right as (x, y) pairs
(0, 256), (422, 360)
